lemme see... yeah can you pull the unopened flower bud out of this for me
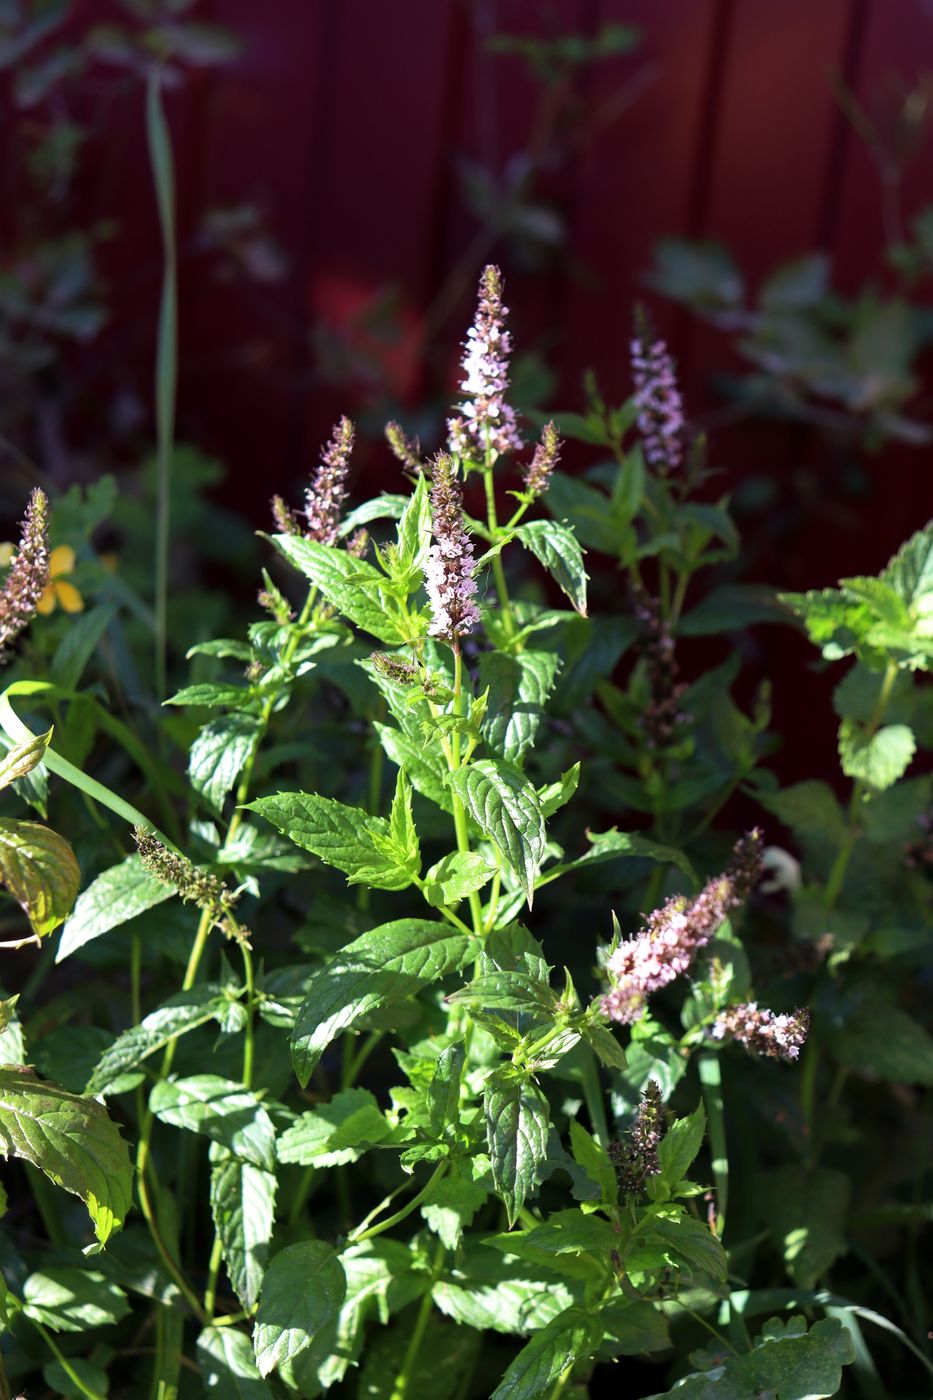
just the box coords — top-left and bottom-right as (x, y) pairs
(522, 421), (561, 498)
(371, 651), (417, 685)
(385, 421), (423, 476)
(424, 454), (480, 645)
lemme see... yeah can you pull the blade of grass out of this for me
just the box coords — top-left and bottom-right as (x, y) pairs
(146, 67), (178, 701)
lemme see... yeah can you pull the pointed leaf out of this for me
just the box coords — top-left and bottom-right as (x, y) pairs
(0, 818), (79, 937)
(445, 759), (546, 905)
(57, 855), (174, 962)
(254, 1240), (346, 1377)
(484, 1067), (550, 1225)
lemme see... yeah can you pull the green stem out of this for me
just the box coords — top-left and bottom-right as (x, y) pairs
(203, 1235), (225, 1322)
(580, 1048), (609, 1147)
(484, 469), (516, 641)
(26, 1307), (108, 1400)
(546, 1362), (574, 1400)
(146, 67), (178, 702)
(699, 1051), (728, 1237)
(450, 645), (484, 936)
(348, 1162), (448, 1244)
(389, 1240), (445, 1400)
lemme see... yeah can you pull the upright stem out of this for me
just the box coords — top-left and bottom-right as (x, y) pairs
(699, 1051), (728, 1236)
(450, 644), (484, 935)
(389, 1240), (446, 1400)
(484, 469), (516, 641)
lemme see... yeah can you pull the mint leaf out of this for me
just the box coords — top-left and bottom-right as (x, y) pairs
(423, 851), (494, 907)
(254, 1240), (346, 1377)
(569, 1119), (617, 1204)
(0, 818), (79, 938)
(23, 1266), (129, 1332)
(445, 759), (546, 905)
(0, 1068), (132, 1242)
(645, 1314), (855, 1399)
(149, 1075), (276, 1170)
(291, 919), (476, 1086)
(490, 1307), (602, 1400)
(57, 855), (174, 963)
(86, 985), (228, 1096)
(189, 713), (260, 813)
(249, 790), (420, 891)
(515, 519), (588, 616)
(420, 1170), (486, 1249)
(277, 1088), (391, 1166)
(838, 720), (915, 790)
(272, 534), (405, 643)
(766, 1166), (850, 1288)
(657, 1101), (706, 1188)
(209, 1144), (277, 1311)
(484, 1066), (550, 1225)
(478, 650), (561, 762)
(198, 1325), (267, 1397)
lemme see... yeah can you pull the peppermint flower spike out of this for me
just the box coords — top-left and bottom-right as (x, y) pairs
(271, 494), (300, 536)
(385, 421), (423, 477)
(522, 420), (561, 498)
(424, 453), (480, 646)
(602, 829), (763, 1026)
(630, 310), (685, 474)
(305, 416), (355, 545)
(712, 1003), (810, 1062)
(450, 264), (522, 462)
(0, 488), (50, 661)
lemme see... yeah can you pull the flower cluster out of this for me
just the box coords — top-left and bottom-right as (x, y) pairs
(134, 827), (249, 945)
(630, 319), (685, 474)
(424, 454), (480, 645)
(305, 416), (355, 545)
(371, 651), (417, 685)
(271, 494), (300, 537)
(448, 265), (522, 460)
(0, 489), (50, 662)
(632, 587), (688, 749)
(607, 1081), (665, 1194)
(603, 830), (763, 1025)
(711, 1003), (810, 1062)
(522, 420), (561, 498)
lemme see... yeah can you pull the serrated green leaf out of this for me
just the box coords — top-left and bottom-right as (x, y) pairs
(445, 759), (546, 905)
(569, 1119), (617, 1204)
(515, 519), (588, 616)
(484, 1067), (550, 1225)
(649, 1213), (728, 1283)
(254, 1240), (346, 1378)
(0, 818), (79, 938)
(421, 1170), (487, 1249)
(433, 1267), (574, 1335)
(490, 1307), (603, 1400)
(0, 726), (51, 791)
(754, 780), (848, 851)
(838, 720), (915, 790)
(576, 827), (696, 880)
(423, 850), (495, 907)
(209, 1145), (277, 1311)
(478, 649), (561, 762)
(644, 1314), (855, 1399)
(828, 1003), (933, 1083)
(165, 683), (257, 709)
(538, 762), (581, 818)
(291, 919), (476, 1086)
(272, 533), (406, 643)
(86, 985), (228, 1095)
(657, 1101), (705, 1188)
(249, 790), (419, 891)
(198, 1324), (268, 1397)
(149, 1075), (276, 1170)
(426, 1042), (465, 1137)
(0, 1068), (132, 1242)
(23, 1266), (129, 1332)
(448, 971), (557, 1013)
(375, 721), (453, 812)
(277, 1088), (391, 1166)
(583, 1021), (627, 1071)
(57, 855), (174, 963)
(189, 713), (260, 813)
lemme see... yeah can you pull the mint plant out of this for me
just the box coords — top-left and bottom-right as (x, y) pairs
(0, 268), (928, 1398)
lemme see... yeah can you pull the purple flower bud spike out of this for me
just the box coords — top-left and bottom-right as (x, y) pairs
(448, 265), (522, 461)
(424, 453), (480, 645)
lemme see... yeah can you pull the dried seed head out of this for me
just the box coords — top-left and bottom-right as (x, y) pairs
(0, 489), (51, 661)
(133, 827), (249, 945)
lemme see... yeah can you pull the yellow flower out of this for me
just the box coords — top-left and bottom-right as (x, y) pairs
(37, 545), (84, 616)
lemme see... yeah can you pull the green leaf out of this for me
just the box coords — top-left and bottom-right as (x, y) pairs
(433, 1266), (574, 1334)
(22, 1266), (129, 1332)
(766, 1167), (850, 1289)
(149, 1075), (276, 1170)
(538, 762), (581, 818)
(828, 1003), (933, 1083)
(189, 713), (260, 813)
(515, 519), (588, 616)
(599, 1298), (671, 1355)
(393, 472), (431, 584)
(484, 1066), (550, 1225)
(882, 519), (933, 618)
(209, 1145), (277, 1311)
(165, 683), (256, 709)
(478, 650), (561, 762)
(649, 1214), (728, 1283)
(248, 790), (419, 891)
(838, 720), (915, 790)
(754, 780), (848, 852)
(272, 533), (406, 643)
(679, 583), (784, 636)
(0, 1068), (132, 1242)
(569, 1119), (617, 1204)
(198, 1324), (268, 1398)
(375, 721), (453, 813)
(490, 1307), (603, 1400)
(645, 1314), (855, 1399)
(582, 1021), (627, 1071)
(86, 985), (228, 1095)
(277, 1088), (391, 1166)
(445, 759), (546, 905)
(448, 971), (557, 1013)
(576, 827), (696, 880)
(0, 818), (79, 937)
(423, 851), (495, 907)
(387, 770), (420, 873)
(57, 855), (174, 963)
(291, 919), (476, 1086)
(426, 1042), (465, 1137)
(254, 1240), (346, 1378)
(657, 1101), (706, 1188)
(42, 1358), (111, 1399)
(0, 726), (51, 791)
(421, 1170), (487, 1249)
